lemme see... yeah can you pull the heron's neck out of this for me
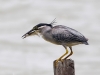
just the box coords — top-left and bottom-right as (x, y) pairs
(39, 27), (53, 42)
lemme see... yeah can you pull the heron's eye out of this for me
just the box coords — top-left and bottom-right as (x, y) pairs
(33, 26), (38, 30)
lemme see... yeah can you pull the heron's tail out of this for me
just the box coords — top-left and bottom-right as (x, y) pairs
(83, 42), (89, 45)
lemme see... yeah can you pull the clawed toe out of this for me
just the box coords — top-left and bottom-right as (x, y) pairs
(54, 59), (64, 66)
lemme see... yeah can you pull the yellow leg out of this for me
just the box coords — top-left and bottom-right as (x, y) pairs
(54, 48), (68, 66)
(65, 46), (73, 59)
(57, 49), (68, 61)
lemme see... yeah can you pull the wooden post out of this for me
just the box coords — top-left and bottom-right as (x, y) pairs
(53, 58), (75, 75)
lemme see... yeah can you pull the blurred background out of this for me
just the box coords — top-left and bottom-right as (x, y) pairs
(0, 0), (100, 75)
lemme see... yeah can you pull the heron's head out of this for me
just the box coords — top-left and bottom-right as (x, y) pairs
(22, 23), (52, 39)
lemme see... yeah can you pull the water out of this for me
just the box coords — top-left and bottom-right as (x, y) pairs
(0, 0), (100, 75)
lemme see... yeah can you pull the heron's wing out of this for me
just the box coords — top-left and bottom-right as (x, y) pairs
(52, 25), (87, 43)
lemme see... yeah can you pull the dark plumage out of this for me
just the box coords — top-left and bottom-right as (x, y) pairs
(51, 25), (88, 45)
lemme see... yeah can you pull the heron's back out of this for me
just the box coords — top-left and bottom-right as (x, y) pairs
(51, 25), (88, 46)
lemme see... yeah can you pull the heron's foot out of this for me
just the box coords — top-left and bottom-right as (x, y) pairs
(54, 58), (65, 66)
(61, 59), (64, 62)
(54, 59), (60, 67)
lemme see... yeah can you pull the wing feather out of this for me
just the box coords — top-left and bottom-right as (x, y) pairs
(51, 25), (87, 43)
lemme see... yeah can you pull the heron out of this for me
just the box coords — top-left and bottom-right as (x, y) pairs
(22, 19), (88, 65)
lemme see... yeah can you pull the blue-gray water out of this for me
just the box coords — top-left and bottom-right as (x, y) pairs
(0, 0), (100, 75)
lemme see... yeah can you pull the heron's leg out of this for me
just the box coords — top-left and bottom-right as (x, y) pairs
(65, 46), (73, 59)
(57, 48), (68, 61)
(54, 46), (68, 66)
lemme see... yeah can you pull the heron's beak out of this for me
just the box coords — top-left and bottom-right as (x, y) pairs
(22, 29), (36, 39)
